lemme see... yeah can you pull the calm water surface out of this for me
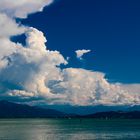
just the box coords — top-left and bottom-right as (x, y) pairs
(0, 119), (140, 140)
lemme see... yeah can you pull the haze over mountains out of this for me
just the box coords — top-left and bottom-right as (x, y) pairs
(42, 104), (140, 115)
(0, 100), (140, 119)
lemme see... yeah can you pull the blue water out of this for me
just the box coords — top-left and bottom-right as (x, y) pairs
(0, 119), (140, 140)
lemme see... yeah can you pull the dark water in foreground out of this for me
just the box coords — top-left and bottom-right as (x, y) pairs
(0, 119), (140, 140)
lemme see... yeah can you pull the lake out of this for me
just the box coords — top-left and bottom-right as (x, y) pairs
(0, 119), (140, 140)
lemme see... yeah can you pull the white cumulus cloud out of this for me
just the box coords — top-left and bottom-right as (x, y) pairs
(0, 27), (140, 106)
(0, 27), (67, 98)
(0, 0), (140, 106)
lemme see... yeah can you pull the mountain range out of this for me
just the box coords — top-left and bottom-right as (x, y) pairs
(0, 100), (140, 119)
(0, 100), (66, 118)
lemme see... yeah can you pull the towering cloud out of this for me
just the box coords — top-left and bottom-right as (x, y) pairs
(0, 27), (67, 97)
(0, 0), (139, 106)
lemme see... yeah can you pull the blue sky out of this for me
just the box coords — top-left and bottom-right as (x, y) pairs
(17, 0), (140, 84)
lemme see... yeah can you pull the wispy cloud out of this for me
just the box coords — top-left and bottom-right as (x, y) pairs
(0, 0), (53, 18)
(75, 49), (91, 60)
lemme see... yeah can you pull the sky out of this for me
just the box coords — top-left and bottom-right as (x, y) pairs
(0, 0), (140, 107)
(20, 0), (140, 83)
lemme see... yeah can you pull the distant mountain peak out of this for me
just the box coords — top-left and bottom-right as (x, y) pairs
(0, 100), (66, 118)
